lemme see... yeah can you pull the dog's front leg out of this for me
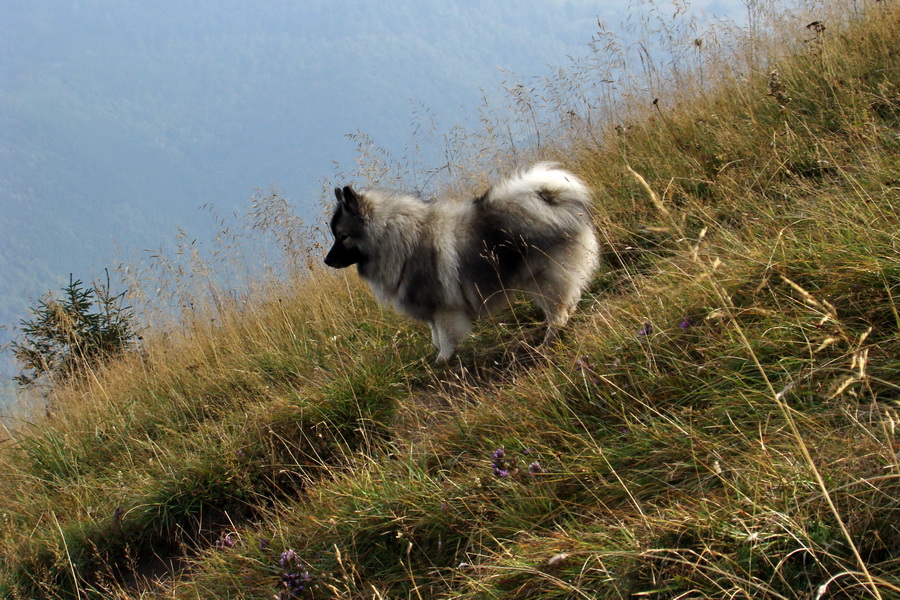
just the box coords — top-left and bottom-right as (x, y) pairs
(429, 323), (441, 350)
(431, 310), (473, 363)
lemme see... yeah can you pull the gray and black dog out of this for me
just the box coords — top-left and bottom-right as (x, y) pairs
(324, 163), (599, 362)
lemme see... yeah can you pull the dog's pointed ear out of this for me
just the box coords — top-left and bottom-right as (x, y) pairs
(341, 185), (363, 218)
(334, 187), (344, 203)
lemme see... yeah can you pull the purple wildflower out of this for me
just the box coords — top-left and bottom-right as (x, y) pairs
(491, 447), (509, 478)
(278, 549), (312, 598)
(679, 317), (696, 329)
(279, 549), (298, 569)
(280, 572), (312, 598)
(637, 321), (653, 336)
(528, 462), (545, 475)
(215, 533), (235, 549)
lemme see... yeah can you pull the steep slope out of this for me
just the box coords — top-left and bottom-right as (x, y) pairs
(1, 2), (899, 598)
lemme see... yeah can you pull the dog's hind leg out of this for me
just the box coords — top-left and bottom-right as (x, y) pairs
(530, 235), (599, 347)
(539, 303), (575, 346)
(527, 278), (581, 346)
(431, 310), (473, 363)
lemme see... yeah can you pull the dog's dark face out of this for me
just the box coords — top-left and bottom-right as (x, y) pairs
(324, 186), (367, 269)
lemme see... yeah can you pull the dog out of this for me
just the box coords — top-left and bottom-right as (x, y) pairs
(324, 163), (599, 362)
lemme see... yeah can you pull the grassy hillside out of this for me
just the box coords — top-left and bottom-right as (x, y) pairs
(2, 2), (899, 598)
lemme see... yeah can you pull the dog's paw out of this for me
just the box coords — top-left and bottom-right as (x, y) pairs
(434, 352), (453, 364)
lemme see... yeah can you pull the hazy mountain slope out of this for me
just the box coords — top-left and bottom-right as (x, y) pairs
(0, 0), (617, 385)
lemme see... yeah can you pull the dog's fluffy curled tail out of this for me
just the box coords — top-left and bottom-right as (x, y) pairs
(479, 162), (593, 233)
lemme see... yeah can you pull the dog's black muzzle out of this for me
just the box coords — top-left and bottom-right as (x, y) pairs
(324, 242), (364, 269)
